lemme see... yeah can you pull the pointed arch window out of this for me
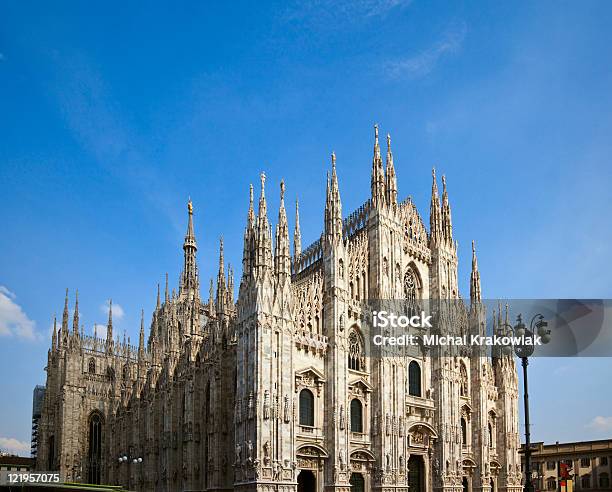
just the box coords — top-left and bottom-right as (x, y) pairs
(408, 361), (422, 397)
(88, 358), (96, 374)
(299, 389), (314, 427)
(87, 412), (103, 484)
(348, 330), (364, 371)
(350, 399), (363, 432)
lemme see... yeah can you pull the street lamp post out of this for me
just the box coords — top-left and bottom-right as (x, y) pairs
(500, 313), (551, 492)
(118, 453), (143, 490)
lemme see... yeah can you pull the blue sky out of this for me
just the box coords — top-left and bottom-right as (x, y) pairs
(1, 1), (612, 455)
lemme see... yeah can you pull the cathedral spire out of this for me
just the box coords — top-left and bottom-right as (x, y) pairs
(208, 278), (215, 312)
(138, 309), (145, 359)
(106, 299), (114, 352)
(52, 315), (57, 351)
(258, 172), (267, 219)
(429, 168), (442, 245)
(385, 133), (398, 207)
(275, 180), (291, 278)
(165, 273), (169, 302)
(248, 183), (255, 229)
(227, 264), (235, 304)
(242, 184), (256, 282)
(294, 198), (302, 258)
(325, 153), (343, 243)
(181, 198), (199, 296)
(72, 289), (80, 335)
(156, 283), (160, 310)
(216, 236), (226, 308)
(441, 175), (453, 243)
(61, 288), (69, 331)
(371, 124), (386, 207)
(470, 240), (482, 304)
(61, 288), (69, 345)
(255, 172), (273, 275)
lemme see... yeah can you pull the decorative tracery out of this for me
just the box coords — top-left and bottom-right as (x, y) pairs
(404, 269), (418, 300)
(348, 330), (365, 372)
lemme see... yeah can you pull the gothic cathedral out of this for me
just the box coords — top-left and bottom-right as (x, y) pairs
(37, 126), (522, 492)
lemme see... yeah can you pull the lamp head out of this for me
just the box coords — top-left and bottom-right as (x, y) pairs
(514, 314), (526, 337)
(536, 319), (551, 343)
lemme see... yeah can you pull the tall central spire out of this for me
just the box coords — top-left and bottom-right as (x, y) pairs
(181, 198), (199, 297)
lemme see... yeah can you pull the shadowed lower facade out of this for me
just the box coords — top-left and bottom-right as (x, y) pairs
(36, 126), (522, 492)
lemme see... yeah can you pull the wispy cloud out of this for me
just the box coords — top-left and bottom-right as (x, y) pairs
(100, 300), (124, 320)
(0, 436), (30, 456)
(586, 416), (612, 432)
(44, 54), (185, 235)
(385, 23), (467, 79)
(282, 0), (412, 24)
(0, 286), (39, 341)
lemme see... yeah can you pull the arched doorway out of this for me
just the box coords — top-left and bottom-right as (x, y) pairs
(408, 455), (424, 492)
(350, 472), (365, 492)
(297, 470), (316, 492)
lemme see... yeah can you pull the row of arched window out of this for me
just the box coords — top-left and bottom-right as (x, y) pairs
(298, 389), (364, 432)
(87, 358), (129, 380)
(346, 330), (423, 400)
